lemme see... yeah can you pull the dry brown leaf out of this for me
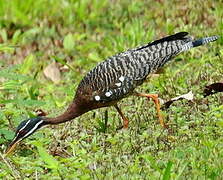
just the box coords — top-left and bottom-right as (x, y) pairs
(35, 109), (48, 116)
(43, 62), (61, 84)
(204, 82), (223, 97)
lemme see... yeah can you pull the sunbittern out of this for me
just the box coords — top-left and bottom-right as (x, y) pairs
(5, 32), (218, 155)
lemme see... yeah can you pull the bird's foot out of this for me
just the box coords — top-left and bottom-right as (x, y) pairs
(135, 92), (168, 129)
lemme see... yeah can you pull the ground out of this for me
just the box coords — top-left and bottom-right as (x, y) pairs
(0, 0), (222, 179)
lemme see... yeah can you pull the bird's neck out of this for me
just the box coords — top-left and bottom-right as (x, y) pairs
(43, 101), (85, 125)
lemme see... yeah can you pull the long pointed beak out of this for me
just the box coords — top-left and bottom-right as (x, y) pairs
(5, 140), (20, 156)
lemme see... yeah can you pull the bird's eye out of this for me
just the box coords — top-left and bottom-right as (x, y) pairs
(18, 129), (27, 136)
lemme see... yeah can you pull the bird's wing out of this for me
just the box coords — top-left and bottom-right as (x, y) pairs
(85, 56), (137, 102)
(81, 33), (190, 103)
(77, 32), (218, 104)
(92, 75), (135, 103)
(120, 32), (192, 81)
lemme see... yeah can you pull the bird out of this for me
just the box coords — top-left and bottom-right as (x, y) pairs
(5, 32), (218, 155)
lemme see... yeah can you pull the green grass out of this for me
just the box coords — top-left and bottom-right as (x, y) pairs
(0, 0), (223, 179)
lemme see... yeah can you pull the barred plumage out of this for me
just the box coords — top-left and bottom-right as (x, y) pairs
(6, 32), (219, 155)
(76, 32), (218, 106)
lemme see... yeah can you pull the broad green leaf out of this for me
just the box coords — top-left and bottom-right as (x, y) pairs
(12, 30), (22, 44)
(0, 70), (31, 81)
(88, 52), (100, 61)
(0, 44), (16, 52)
(52, 56), (67, 66)
(1, 80), (21, 90)
(0, 29), (7, 42)
(162, 161), (173, 180)
(63, 33), (75, 51)
(52, 56), (75, 72)
(0, 99), (45, 106)
(20, 54), (35, 74)
(0, 129), (14, 140)
(33, 141), (59, 170)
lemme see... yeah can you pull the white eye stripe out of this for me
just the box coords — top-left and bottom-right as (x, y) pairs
(12, 120), (30, 142)
(12, 133), (20, 142)
(18, 120), (31, 133)
(23, 120), (43, 139)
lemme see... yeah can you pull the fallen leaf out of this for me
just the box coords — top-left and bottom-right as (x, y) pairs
(172, 91), (193, 101)
(35, 109), (48, 116)
(203, 82), (223, 97)
(43, 62), (61, 84)
(162, 91), (194, 109)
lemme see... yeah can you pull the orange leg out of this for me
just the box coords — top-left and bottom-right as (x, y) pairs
(114, 104), (129, 129)
(135, 93), (167, 128)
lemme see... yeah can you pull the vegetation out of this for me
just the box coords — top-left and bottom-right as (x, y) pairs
(0, 0), (222, 179)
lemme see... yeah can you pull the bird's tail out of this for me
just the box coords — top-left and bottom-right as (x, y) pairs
(181, 35), (219, 52)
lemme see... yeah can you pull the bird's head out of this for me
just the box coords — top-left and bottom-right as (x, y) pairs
(5, 117), (46, 155)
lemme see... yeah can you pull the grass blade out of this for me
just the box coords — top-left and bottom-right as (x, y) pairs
(162, 161), (173, 180)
